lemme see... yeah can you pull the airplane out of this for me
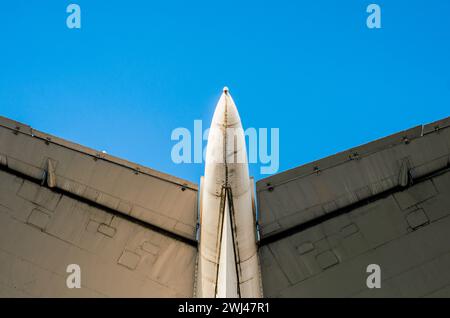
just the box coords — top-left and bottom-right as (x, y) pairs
(0, 88), (449, 298)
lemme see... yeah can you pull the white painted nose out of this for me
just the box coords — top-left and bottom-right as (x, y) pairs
(197, 87), (262, 298)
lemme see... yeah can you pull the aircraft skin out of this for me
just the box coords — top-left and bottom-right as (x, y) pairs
(197, 87), (262, 298)
(0, 89), (449, 298)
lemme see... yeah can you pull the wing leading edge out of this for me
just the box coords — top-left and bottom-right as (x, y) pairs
(0, 116), (198, 297)
(256, 116), (450, 297)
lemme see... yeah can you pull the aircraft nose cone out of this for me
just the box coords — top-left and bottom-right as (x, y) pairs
(211, 87), (241, 128)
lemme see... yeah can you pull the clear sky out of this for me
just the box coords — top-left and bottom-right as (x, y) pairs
(1, 1), (449, 183)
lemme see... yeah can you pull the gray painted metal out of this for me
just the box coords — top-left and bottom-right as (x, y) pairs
(257, 116), (450, 297)
(0, 169), (197, 297)
(1, 114), (450, 298)
(0, 116), (198, 241)
(0, 116), (197, 297)
(257, 117), (450, 240)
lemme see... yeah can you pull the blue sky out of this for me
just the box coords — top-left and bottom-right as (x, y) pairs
(1, 1), (449, 183)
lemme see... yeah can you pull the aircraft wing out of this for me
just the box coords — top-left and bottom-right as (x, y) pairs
(256, 117), (450, 297)
(2, 114), (450, 298)
(0, 116), (198, 297)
